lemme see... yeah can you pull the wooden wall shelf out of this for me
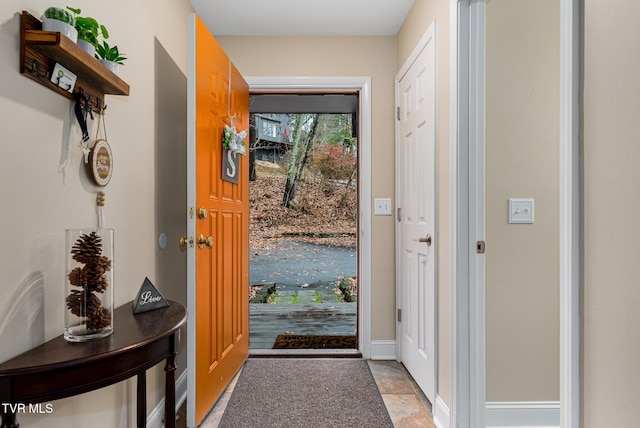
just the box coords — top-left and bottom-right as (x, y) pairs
(20, 11), (130, 112)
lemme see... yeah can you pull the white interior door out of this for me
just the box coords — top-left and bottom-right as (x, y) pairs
(395, 22), (436, 404)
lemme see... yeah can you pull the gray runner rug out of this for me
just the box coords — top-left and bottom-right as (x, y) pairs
(219, 358), (394, 428)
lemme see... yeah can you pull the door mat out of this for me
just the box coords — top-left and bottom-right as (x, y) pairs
(219, 358), (393, 427)
(272, 334), (357, 349)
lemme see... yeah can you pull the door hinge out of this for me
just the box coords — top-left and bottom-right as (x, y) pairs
(397, 207), (402, 222)
(397, 309), (402, 322)
(397, 106), (400, 121)
(476, 240), (486, 254)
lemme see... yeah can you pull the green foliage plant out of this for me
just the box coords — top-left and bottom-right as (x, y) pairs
(43, 7), (75, 26)
(95, 41), (127, 65)
(66, 7), (109, 48)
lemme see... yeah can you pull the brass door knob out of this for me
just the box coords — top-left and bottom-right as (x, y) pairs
(179, 236), (193, 247)
(198, 234), (214, 248)
(198, 208), (208, 219)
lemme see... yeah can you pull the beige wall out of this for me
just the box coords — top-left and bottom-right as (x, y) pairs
(485, 0), (560, 402)
(583, 1), (640, 426)
(6, 0), (635, 425)
(216, 35), (398, 341)
(396, 0), (451, 406)
(0, 0), (193, 426)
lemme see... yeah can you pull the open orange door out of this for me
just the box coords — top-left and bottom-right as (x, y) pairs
(187, 14), (249, 426)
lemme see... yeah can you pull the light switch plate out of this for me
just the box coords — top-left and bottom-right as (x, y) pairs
(374, 198), (393, 216)
(509, 198), (534, 224)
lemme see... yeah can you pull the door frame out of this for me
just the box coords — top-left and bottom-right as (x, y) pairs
(394, 20), (438, 404)
(449, 0), (580, 427)
(245, 76), (373, 358)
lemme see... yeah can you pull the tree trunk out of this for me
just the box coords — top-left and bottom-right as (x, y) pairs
(340, 162), (358, 208)
(283, 114), (320, 208)
(249, 114), (257, 181)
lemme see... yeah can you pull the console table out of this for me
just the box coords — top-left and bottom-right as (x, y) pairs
(0, 300), (187, 428)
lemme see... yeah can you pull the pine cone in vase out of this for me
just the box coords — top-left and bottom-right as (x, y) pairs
(67, 231), (113, 330)
(68, 267), (88, 287)
(71, 232), (103, 264)
(85, 306), (111, 330)
(66, 289), (102, 318)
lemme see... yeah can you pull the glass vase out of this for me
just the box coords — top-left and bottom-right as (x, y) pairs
(65, 228), (114, 342)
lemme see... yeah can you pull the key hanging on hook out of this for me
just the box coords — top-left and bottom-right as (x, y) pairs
(74, 89), (90, 143)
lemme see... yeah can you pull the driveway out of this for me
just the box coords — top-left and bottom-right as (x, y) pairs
(250, 240), (357, 293)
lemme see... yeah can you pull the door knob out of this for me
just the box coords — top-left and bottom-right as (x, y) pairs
(197, 234), (214, 248)
(198, 208), (208, 219)
(417, 234), (432, 246)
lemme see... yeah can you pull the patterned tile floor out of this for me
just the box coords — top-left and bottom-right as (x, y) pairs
(178, 360), (435, 428)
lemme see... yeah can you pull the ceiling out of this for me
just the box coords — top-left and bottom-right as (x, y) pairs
(250, 94), (358, 113)
(190, 0), (415, 36)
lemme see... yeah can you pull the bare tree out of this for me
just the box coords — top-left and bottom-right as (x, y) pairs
(282, 114), (320, 208)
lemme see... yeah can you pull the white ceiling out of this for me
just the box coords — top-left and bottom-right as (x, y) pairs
(190, 0), (415, 36)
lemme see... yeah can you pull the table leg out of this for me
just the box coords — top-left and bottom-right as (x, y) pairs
(137, 372), (146, 428)
(164, 353), (177, 428)
(0, 410), (18, 428)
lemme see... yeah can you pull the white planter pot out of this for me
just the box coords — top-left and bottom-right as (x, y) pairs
(41, 18), (77, 43)
(77, 39), (96, 57)
(99, 59), (119, 75)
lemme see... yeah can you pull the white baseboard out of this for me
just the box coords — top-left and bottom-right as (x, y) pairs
(175, 370), (188, 413)
(485, 401), (560, 427)
(433, 395), (450, 428)
(369, 340), (396, 360)
(147, 369), (188, 428)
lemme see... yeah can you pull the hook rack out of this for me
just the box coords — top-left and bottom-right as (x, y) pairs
(20, 11), (129, 114)
(29, 59), (49, 79)
(74, 89), (108, 114)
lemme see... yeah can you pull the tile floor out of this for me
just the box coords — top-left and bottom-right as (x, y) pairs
(182, 359), (435, 428)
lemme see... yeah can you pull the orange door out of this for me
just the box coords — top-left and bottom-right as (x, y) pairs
(193, 15), (249, 425)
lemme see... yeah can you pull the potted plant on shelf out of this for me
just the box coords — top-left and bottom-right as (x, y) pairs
(95, 41), (127, 75)
(66, 6), (109, 57)
(41, 7), (77, 42)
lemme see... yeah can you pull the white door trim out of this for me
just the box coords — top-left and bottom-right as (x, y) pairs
(449, 1), (486, 427)
(558, 1), (581, 427)
(450, 1), (581, 427)
(186, 14), (197, 428)
(245, 76), (373, 358)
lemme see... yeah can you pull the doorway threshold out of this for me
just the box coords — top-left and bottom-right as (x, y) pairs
(250, 349), (362, 358)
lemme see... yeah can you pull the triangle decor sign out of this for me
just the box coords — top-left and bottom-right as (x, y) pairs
(133, 277), (170, 314)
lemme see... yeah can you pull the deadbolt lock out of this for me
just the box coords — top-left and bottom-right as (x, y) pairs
(179, 236), (194, 248)
(198, 208), (208, 219)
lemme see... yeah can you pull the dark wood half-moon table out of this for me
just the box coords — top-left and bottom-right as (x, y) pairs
(0, 300), (187, 428)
